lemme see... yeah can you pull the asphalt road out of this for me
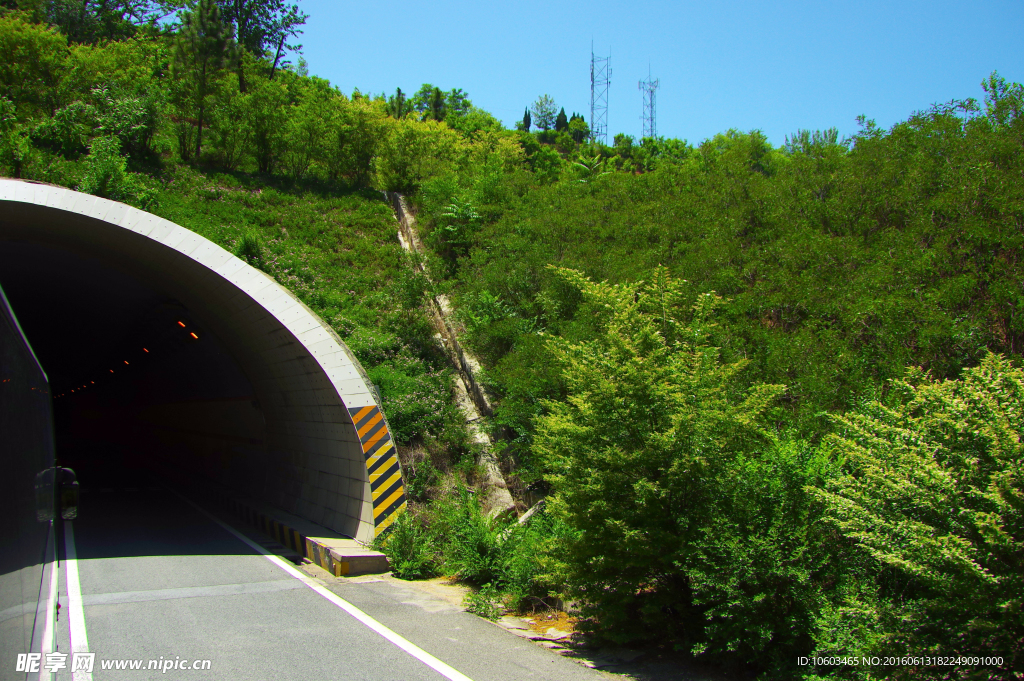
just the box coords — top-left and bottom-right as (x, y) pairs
(50, 486), (610, 681)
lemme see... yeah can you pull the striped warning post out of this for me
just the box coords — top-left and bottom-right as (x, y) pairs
(349, 405), (407, 535)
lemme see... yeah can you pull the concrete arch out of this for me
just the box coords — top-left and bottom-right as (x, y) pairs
(0, 179), (406, 542)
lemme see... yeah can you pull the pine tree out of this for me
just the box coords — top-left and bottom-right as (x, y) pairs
(555, 107), (568, 132)
(387, 87), (411, 119)
(522, 108), (531, 131)
(429, 86), (445, 122)
(174, 0), (238, 160)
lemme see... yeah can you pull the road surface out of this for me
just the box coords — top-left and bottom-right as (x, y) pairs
(45, 485), (609, 681)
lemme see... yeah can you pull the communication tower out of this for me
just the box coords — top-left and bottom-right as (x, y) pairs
(639, 70), (659, 139)
(590, 44), (611, 144)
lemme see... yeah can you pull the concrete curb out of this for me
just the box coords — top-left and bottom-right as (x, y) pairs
(193, 480), (390, 577)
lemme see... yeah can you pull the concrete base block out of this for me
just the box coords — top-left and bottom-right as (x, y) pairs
(313, 538), (389, 576)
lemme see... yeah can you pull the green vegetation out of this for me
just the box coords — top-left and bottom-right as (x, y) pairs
(813, 353), (1023, 672)
(374, 484), (560, 614)
(406, 74), (1024, 677)
(2, 2), (1022, 676)
(0, 4), (478, 464)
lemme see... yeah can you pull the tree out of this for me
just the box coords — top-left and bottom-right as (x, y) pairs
(530, 94), (556, 131)
(554, 107), (567, 132)
(219, 0), (267, 53)
(243, 77), (287, 172)
(173, 0), (237, 160)
(281, 84), (327, 179)
(568, 112), (588, 143)
(444, 87), (471, 118)
(428, 86), (445, 122)
(813, 354), (1024, 670)
(265, 2), (305, 80)
(536, 267), (786, 644)
(410, 83), (435, 114)
(46, 0), (176, 44)
(387, 86), (412, 119)
(0, 12), (69, 116)
(0, 96), (30, 177)
(410, 84), (471, 124)
(517, 107), (530, 132)
(336, 99), (385, 188)
(216, 0), (297, 91)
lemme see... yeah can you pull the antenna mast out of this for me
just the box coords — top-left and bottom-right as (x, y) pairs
(639, 68), (659, 139)
(590, 43), (611, 144)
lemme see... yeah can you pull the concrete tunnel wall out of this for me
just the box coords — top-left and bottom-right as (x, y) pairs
(0, 179), (407, 542)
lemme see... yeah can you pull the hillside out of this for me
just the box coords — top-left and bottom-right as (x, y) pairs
(1, 4), (1022, 678)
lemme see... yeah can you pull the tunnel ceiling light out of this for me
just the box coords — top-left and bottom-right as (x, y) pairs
(177, 321), (186, 327)
(90, 381), (94, 384)
(190, 332), (198, 339)
(124, 360), (129, 365)
(143, 348), (149, 353)
(109, 369), (114, 373)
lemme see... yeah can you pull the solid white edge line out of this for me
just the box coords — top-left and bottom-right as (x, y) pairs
(63, 521), (93, 681)
(39, 526), (58, 681)
(175, 494), (474, 681)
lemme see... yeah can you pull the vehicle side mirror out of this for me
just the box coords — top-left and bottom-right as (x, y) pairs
(57, 468), (79, 520)
(35, 469), (55, 522)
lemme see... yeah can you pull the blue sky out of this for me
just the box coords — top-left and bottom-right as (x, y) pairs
(299, 1), (1022, 146)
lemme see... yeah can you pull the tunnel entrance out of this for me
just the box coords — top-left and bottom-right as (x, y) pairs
(0, 180), (406, 542)
(0, 240), (266, 494)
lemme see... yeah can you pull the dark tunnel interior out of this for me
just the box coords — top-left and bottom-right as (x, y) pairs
(0, 240), (267, 495)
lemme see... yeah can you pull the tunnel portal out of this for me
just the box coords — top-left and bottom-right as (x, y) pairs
(0, 180), (406, 542)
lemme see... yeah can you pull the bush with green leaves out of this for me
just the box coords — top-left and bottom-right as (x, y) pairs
(78, 134), (155, 207)
(375, 484), (560, 611)
(0, 95), (31, 177)
(234, 229), (266, 269)
(812, 353), (1024, 677)
(534, 266), (842, 673)
(373, 508), (436, 580)
(463, 583), (503, 620)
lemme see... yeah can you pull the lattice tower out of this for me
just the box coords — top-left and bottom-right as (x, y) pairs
(590, 45), (611, 144)
(639, 72), (659, 139)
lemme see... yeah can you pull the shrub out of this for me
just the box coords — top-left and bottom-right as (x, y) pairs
(813, 353), (1024, 677)
(463, 584), (502, 620)
(374, 508), (437, 580)
(78, 135), (154, 207)
(234, 229), (265, 269)
(534, 267), (840, 671)
(376, 484), (560, 612)
(0, 96), (31, 177)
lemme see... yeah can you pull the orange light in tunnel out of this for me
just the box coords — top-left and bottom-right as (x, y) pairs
(90, 381), (94, 384)
(190, 332), (198, 339)
(177, 321), (186, 327)
(124, 361), (129, 365)
(109, 369), (114, 373)
(143, 348), (149, 353)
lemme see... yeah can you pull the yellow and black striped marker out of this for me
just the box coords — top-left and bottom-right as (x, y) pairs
(349, 405), (407, 535)
(201, 483), (356, 577)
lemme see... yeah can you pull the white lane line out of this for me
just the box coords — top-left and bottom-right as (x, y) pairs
(83, 579), (302, 606)
(64, 521), (93, 681)
(39, 535), (59, 681)
(177, 494), (474, 681)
